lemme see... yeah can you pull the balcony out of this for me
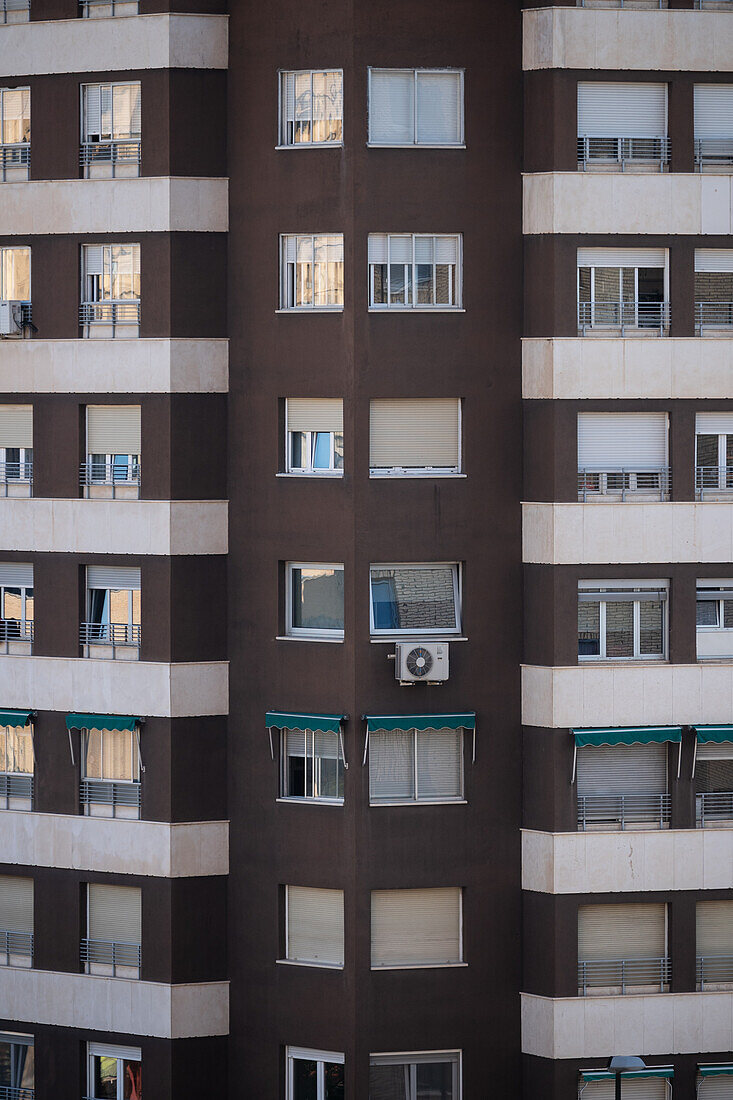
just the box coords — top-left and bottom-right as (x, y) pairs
(578, 301), (669, 337)
(0, 772), (32, 810)
(696, 138), (733, 170)
(80, 139), (140, 180)
(578, 956), (670, 996)
(81, 621), (140, 660)
(0, 1087), (33, 1100)
(0, 143), (29, 182)
(0, 620), (32, 656)
(577, 135), (670, 172)
(0, 929), (32, 968)
(696, 301), (733, 334)
(697, 791), (733, 826)
(81, 778), (140, 818)
(80, 458), (140, 500)
(80, 300), (140, 339)
(79, 0), (138, 17)
(0, 459), (31, 498)
(578, 467), (671, 502)
(696, 466), (733, 500)
(698, 954), (733, 989)
(578, 792), (671, 830)
(81, 937), (140, 979)
(0, 0), (28, 23)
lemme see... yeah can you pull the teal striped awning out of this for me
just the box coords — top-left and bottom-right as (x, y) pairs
(0, 708), (33, 727)
(573, 726), (682, 748)
(265, 712), (344, 735)
(65, 713), (139, 732)
(582, 1068), (674, 1082)
(694, 725), (733, 745)
(699, 1065), (733, 1078)
(365, 713), (476, 734)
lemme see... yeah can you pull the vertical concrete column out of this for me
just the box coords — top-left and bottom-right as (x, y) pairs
(669, 405), (696, 501)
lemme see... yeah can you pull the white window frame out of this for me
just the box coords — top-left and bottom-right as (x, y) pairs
(0, 445), (31, 483)
(577, 260), (669, 328)
(280, 727), (345, 804)
(0, 87), (30, 148)
(369, 562), (461, 637)
(286, 429), (343, 476)
(81, 243), (141, 308)
(369, 233), (462, 311)
(82, 726), (140, 785)
(0, 581), (33, 639)
(0, 722), (33, 778)
(0, 246), (30, 302)
(80, 81), (141, 144)
(278, 70), (344, 148)
(279, 233), (344, 312)
(87, 1043), (141, 1100)
(286, 1046), (345, 1100)
(696, 429), (733, 492)
(367, 68), (465, 148)
(578, 580), (668, 662)
(368, 726), (464, 805)
(369, 1051), (462, 1099)
(286, 562), (345, 640)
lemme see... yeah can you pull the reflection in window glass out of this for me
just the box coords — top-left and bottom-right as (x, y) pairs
(370, 565), (459, 634)
(289, 566), (344, 635)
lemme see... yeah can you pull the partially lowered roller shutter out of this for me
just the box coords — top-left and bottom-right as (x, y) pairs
(578, 247), (666, 268)
(578, 412), (667, 469)
(695, 85), (733, 138)
(578, 903), (666, 961)
(0, 406), (32, 449)
(370, 398), (460, 470)
(697, 900), (733, 957)
(696, 250), (733, 274)
(286, 885), (344, 966)
(698, 1074), (733, 1099)
(0, 563), (32, 587)
(578, 82), (667, 137)
(371, 887), (462, 966)
(87, 406), (141, 455)
(286, 398), (343, 433)
(0, 875), (32, 933)
(579, 1078), (668, 1100)
(86, 566), (140, 591)
(577, 742), (667, 795)
(88, 883), (141, 945)
(697, 413), (733, 435)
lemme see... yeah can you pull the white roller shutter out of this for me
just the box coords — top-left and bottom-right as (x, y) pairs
(698, 741), (733, 761)
(86, 566), (140, 591)
(82, 84), (101, 138)
(578, 247), (666, 268)
(87, 406), (141, 455)
(580, 1080), (667, 1100)
(577, 413), (667, 468)
(416, 729), (463, 799)
(696, 413), (733, 434)
(578, 82), (667, 137)
(578, 903), (666, 961)
(415, 72), (462, 144)
(0, 876), (32, 933)
(696, 250), (733, 273)
(88, 1043), (141, 1062)
(371, 887), (462, 966)
(368, 234), (389, 264)
(0, 405), (32, 449)
(695, 85), (733, 139)
(286, 886), (344, 966)
(0, 563), (32, 587)
(369, 70), (414, 144)
(88, 884), (141, 945)
(370, 398), (460, 470)
(82, 245), (104, 277)
(697, 901), (733, 956)
(286, 398), (343, 433)
(698, 1076), (733, 1099)
(577, 743), (667, 796)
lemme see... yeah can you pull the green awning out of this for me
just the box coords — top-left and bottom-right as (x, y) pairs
(573, 726), (682, 748)
(695, 725), (733, 745)
(699, 1065), (733, 1078)
(0, 708), (33, 728)
(265, 712), (343, 735)
(65, 713), (139, 733)
(365, 713), (476, 734)
(582, 1069), (674, 1082)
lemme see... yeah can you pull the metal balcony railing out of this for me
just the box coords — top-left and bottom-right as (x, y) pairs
(80, 459), (140, 495)
(80, 140), (140, 170)
(578, 300), (670, 335)
(697, 955), (733, 987)
(0, 929), (32, 964)
(578, 792), (671, 830)
(695, 138), (733, 168)
(695, 0), (733, 7)
(79, 301), (140, 328)
(697, 791), (733, 826)
(0, 1087), (34, 1100)
(578, 0), (667, 7)
(81, 779), (140, 814)
(696, 466), (733, 498)
(80, 937), (140, 976)
(0, 0), (29, 21)
(577, 135), (670, 171)
(578, 956), (670, 995)
(0, 144), (29, 172)
(0, 620), (33, 644)
(0, 460), (32, 494)
(578, 467), (671, 502)
(79, 0), (139, 12)
(696, 301), (733, 333)
(80, 621), (140, 648)
(0, 773), (33, 808)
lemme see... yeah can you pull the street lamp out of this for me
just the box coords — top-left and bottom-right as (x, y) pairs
(609, 1056), (647, 1100)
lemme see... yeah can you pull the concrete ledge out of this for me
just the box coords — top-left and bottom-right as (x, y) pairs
(521, 990), (733, 1059)
(0, 498), (228, 556)
(0, 967), (228, 1037)
(523, 502), (733, 565)
(522, 337), (733, 401)
(0, 813), (229, 877)
(522, 827), (733, 894)
(0, 655), (228, 717)
(524, 172), (733, 236)
(522, 663), (733, 729)
(523, 8), (733, 71)
(0, 13), (228, 77)
(0, 339), (228, 395)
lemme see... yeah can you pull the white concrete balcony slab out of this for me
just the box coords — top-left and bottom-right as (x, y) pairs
(0, 338), (228, 394)
(522, 337), (733, 401)
(0, 655), (228, 717)
(522, 990), (733, 1059)
(523, 8), (733, 72)
(0, 498), (228, 556)
(0, 966), (228, 1037)
(0, 812), (229, 877)
(523, 502), (733, 565)
(522, 828), (733, 894)
(523, 663), (733, 729)
(0, 13), (227, 78)
(524, 172), (733, 236)
(0, 177), (227, 235)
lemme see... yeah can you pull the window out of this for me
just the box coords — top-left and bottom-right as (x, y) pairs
(0, 88), (29, 180)
(577, 412), (669, 501)
(368, 69), (464, 147)
(286, 1047), (344, 1100)
(0, 405), (32, 495)
(369, 1052), (461, 1100)
(370, 398), (461, 476)
(578, 902), (668, 995)
(696, 413), (733, 498)
(578, 581), (667, 661)
(695, 250), (733, 333)
(0, 716), (33, 810)
(0, 246), (30, 307)
(369, 725), (463, 804)
(368, 234), (461, 310)
(0, 875), (32, 967)
(577, 248), (668, 334)
(83, 405), (141, 496)
(286, 399), (343, 475)
(81, 83), (141, 177)
(0, 1033), (33, 1098)
(280, 234), (344, 311)
(577, 82), (668, 169)
(84, 883), (141, 977)
(281, 728), (344, 803)
(286, 564), (344, 639)
(369, 564), (460, 636)
(83, 565), (141, 658)
(697, 900), (733, 989)
(370, 887), (462, 968)
(80, 243), (140, 336)
(285, 885), (344, 968)
(87, 1044), (141, 1100)
(576, 742), (669, 830)
(0, 563), (33, 654)
(279, 71), (343, 147)
(81, 722), (141, 818)
(696, 739), (733, 826)
(697, 581), (733, 659)
(695, 84), (733, 168)
(578, 1075), (669, 1100)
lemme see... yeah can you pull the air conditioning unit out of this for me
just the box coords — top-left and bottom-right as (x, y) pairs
(395, 641), (449, 684)
(0, 301), (23, 336)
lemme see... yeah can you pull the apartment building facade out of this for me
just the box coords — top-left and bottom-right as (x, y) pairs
(0, 0), (731, 1097)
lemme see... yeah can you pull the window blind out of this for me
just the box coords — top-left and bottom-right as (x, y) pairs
(577, 743), (667, 796)
(577, 412), (667, 468)
(697, 1077), (733, 1100)
(697, 900), (733, 957)
(0, 562), (32, 587)
(579, 1080), (668, 1100)
(112, 84), (141, 139)
(577, 82), (667, 137)
(697, 413), (733, 435)
(82, 85), (101, 138)
(696, 250), (733, 273)
(83, 245), (103, 277)
(0, 876), (32, 933)
(86, 565), (140, 591)
(286, 885), (344, 966)
(371, 887), (462, 967)
(0, 405), (32, 449)
(416, 729), (462, 799)
(369, 70), (415, 144)
(87, 406), (141, 454)
(577, 247), (666, 268)
(88, 1043), (141, 1062)
(578, 903), (666, 961)
(415, 72), (463, 144)
(695, 84), (733, 139)
(286, 398), (343, 434)
(88, 884), (141, 945)
(370, 398), (460, 470)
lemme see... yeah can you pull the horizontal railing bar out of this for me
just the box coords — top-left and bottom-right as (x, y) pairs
(0, 619), (33, 641)
(79, 301), (140, 326)
(80, 622), (141, 647)
(79, 459), (140, 488)
(80, 937), (141, 967)
(80, 779), (141, 807)
(80, 140), (141, 167)
(578, 792), (670, 830)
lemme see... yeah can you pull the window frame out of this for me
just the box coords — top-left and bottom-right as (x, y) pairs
(81, 726), (140, 785)
(285, 1046), (345, 1100)
(0, 246), (30, 302)
(284, 885), (345, 969)
(578, 581), (668, 662)
(81, 243), (141, 308)
(279, 233), (345, 312)
(369, 562), (461, 637)
(0, 87), (30, 148)
(0, 721), (33, 778)
(279, 726), (345, 805)
(80, 81), (142, 144)
(367, 68), (465, 148)
(0, 581), (33, 640)
(87, 1042), (141, 1100)
(368, 233), (462, 311)
(0, 1031), (33, 1095)
(277, 69), (344, 149)
(368, 726), (464, 806)
(368, 1050), (462, 1099)
(285, 562), (345, 640)
(369, 397), (462, 477)
(286, 430), (343, 476)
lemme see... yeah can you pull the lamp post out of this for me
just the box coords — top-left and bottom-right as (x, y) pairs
(609, 1056), (647, 1100)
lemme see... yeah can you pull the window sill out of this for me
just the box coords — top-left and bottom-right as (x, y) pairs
(366, 143), (466, 150)
(370, 800), (467, 807)
(276, 958), (344, 971)
(276, 472), (344, 479)
(371, 961), (468, 971)
(368, 307), (465, 314)
(370, 471), (466, 479)
(276, 797), (344, 807)
(276, 634), (344, 644)
(276, 143), (344, 151)
(370, 635), (467, 644)
(275, 308), (344, 315)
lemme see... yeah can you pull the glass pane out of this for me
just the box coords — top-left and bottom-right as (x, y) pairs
(724, 601), (733, 629)
(435, 264), (452, 304)
(290, 432), (305, 470)
(697, 759), (733, 794)
(2, 248), (30, 301)
(593, 267), (619, 304)
(578, 600), (600, 656)
(333, 433), (344, 470)
(102, 728), (134, 782)
(605, 600), (634, 657)
(93, 1055), (118, 1099)
(292, 1057), (318, 1100)
(312, 71), (343, 144)
(312, 433), (331, 470)
(0, 728), (5, 771)
(291, 567), (344, 632)
(295, 261), (313, 307)
(131, 588), (141, 626)
(2, 88), (30, 145)
(416, 263), (433, 304)
(84, 728), (103, 780)
(697, 600), (719, 627)
(0, 1042), (7, 1088)
(287, 751), (306, 797)
(109, 588), (130, 626)
(88, 588), (109, 625)
(314, 730), (344, 799)
(370, 566), (457, 631)
(578, 267), (591, 304)
(293, 72), (312, 144)
(122, 1058), (141, 1100)
(697, 434), (719, 484)
(324, 1060), (345, 1100)
(372, 264), (387, 304)
(19, 1043), (33, 1089)
(24, 590), (33, 625)
(369, 730), (414, 802)
(7, 725), (33, 775)
(416, 72), (461, 144)
(639, 599), (663, 655)
(389, 264), (407, 305)
(3, 587), (21, 624)
(369, 1064), (410, 1100)
(416, 1061), (454, 1100)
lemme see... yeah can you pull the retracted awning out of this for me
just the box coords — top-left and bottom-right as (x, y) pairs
(0, 708), (33, 727)
(694, 725), (733, 745)
(365, 713), (476, 734)
(581, 1068), (674, 1082)
(572, 726), (682, 748)
(265, 712), (344, 734)
(699, 1065), (733, 1078)
(65, 713), (139, 732)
